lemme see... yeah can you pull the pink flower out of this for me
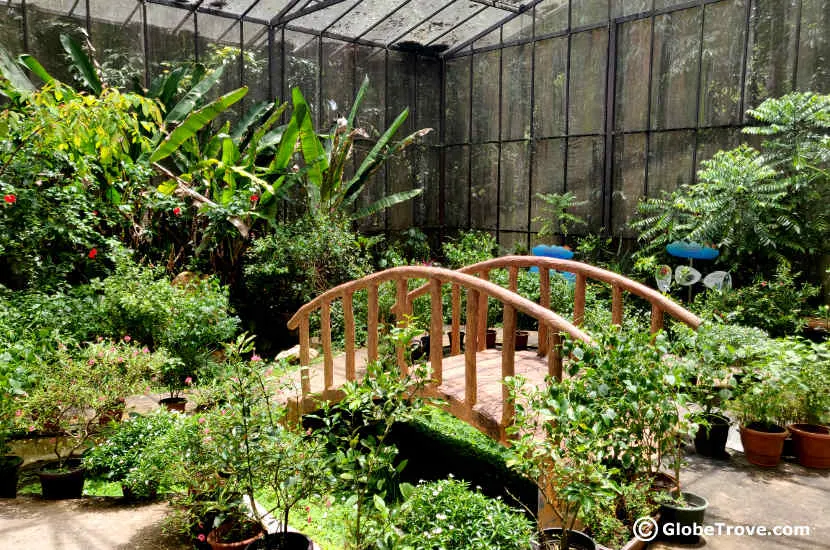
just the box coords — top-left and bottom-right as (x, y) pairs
(251, 354), (262, 363)
(184, 376), (193, 386)
(198, 417), (206, 424)
(142, 347), (150, 354)
(28, 425), (36, 432)
(15, 409), (22, 417)
(197, 534), (206, 542)
(123, 335), (131, 342)
(87, 359), (95, 365)
(203, 428), (210, 435)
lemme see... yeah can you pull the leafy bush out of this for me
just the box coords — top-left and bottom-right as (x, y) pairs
(98, 252), (239, 374)
(242, 214), (371, 348)
(395, 478), (535, 550)
(0, 82), (160, 289)
(442, 230), (498, 269)
(692, 261), (818, 336)
(83, 410), (180, 499)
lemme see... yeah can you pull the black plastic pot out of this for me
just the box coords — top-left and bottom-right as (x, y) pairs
(38, 459), (86, 499)
(532, 528), (596, 550)
(245, 532), (314, 550)
(694, 413), (730, 459)
(448, 330), (465, 351)
(0, 455), (23, 498)
(658, 491), (708, 543)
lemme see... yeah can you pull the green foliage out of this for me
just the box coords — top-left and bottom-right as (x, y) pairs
(0, 82), (161, 288)
(692, 260), (818, 336)
(632, 92), (830, 277)
(442, 230), (498, 269)
(83, 410), (180, 499)
(395, 478), (535, 550)
(19, 339), (164, 468)
(533, 191), (587, 241)
(97, 252), (239, 386)
(314, 324), (432, 550)
(242, 214), (371, 319)
(292, 77), (431, 221)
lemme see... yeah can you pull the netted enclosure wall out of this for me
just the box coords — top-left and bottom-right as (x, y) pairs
(1, 0), (827, 248)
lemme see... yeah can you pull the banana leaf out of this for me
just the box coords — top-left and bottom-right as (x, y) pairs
(60, 34), (101, 95)
(165, 65), (226, 124)
(232, 100), (272, 143)
(18, 54), (54, 86)
(0, 48), (34, 93)
(150, 87), (247, 163)
(347, 75), (370, 126)
(350, 188), (423, 221)
(292, 87), (328, 186)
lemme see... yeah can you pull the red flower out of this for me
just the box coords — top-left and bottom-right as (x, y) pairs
(250, 195), (259, 203)
(88, 248), (98, 259)
(173, 207), (182, 216)
(197, 534), (206, 542)
(3, 194), (16, 204)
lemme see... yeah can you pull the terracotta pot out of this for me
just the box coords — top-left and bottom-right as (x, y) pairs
(788, 424), (830, 469)
(486, 329), (497, 349)
(0, 455), (23, 498)
(38, 459), (86, 499)
(245, 532), (314, 550)
(740, 423), (789, 467)
(207, 521), (264, 550)
(159, 397), (187, 412)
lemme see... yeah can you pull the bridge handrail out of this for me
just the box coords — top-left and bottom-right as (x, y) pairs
(407, 256), (701, 338)
(286, 265), (593, 429)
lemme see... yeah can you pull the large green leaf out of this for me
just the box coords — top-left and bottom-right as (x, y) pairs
(342, 108), (410, 204)
(232, 100), (272, 143)
(292, 87), (328, 185)
(350, 188), (423, 221)
(150, 87), (248, 163)
(60, 34), (102, 95)
(347, 75), (370, 126)
(242, 102), (287, 165)
(165, 65), (226, 124)
(18, 55), (54, 86)
(0, 48), (34, 93)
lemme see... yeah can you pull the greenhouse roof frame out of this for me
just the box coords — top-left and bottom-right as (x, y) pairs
(143, 0), (543, 56)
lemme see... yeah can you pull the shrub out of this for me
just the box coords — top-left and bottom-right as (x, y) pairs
(396, 478), (535, 550)
(97, 252), (239, 374)
(692, 260), (818, 337)
(83, 410), (180, 499)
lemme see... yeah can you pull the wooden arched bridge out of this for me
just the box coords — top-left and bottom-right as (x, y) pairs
(286, 256), (701, 443)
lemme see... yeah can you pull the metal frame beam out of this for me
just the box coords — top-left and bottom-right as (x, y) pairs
(274, 0), (350, 25)
(441, 0), (544, 58)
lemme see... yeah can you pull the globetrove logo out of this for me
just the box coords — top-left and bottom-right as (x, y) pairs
(633, 517), (812, 541)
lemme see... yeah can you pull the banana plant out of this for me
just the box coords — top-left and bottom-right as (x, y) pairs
(149, 86), (300, 240)
(292, 76), (432, 221)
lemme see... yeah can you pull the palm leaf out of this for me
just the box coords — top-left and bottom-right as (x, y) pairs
(150, 87), (248, 163)
(59, 34), (102, 95)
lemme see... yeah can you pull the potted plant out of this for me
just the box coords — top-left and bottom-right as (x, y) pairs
(83, 410), (180, 500)
(782, 338), (830, 468)
(507, 373), (618, 550)
(158, 356), (191, 412)
(655, 360), (709, 543)
(729, 343), (793, 467)
(20, 341), (158, 498)
(673, 323), (769, 459)
(0, 355), (26, 498)
(515, 330), (529, 351)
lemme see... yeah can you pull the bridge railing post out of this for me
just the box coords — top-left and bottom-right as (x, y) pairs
(321, 302), (333, 391)
(298, 315), (311, 399)
(450, 284), (461, 356)
(477, 271), (489, 352)
(429, 279), (444, 385)
(394, 278), (411, 376)
(538, 268), (550, 356)
(367, 285), (379, 363)
(465, 287), (479, 409)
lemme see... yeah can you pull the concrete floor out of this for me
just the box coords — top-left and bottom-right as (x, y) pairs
(650, 428), (830, 550)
